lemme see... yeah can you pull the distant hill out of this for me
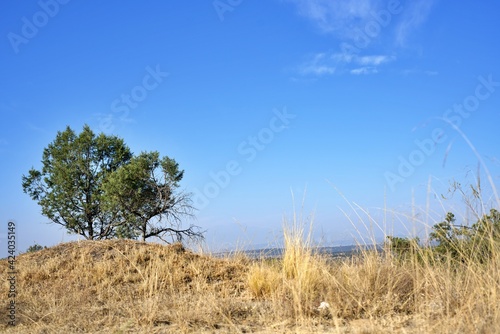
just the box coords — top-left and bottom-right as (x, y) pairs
(217, 244), (383, 259)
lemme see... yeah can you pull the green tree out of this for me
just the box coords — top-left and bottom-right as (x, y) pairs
(103, 151), (202, 242)
(26, 243), (46, 253)
(429, 212), (469, 260)
(22, 125), (132, 239)
(469, 208), (500, 262)
(385, 236), (420, 259)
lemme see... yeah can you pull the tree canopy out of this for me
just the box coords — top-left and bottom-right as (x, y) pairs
(22, 125), (132, 239)
(387, 209), (500, 263)
(22, 125), (202, 243)
(103, 151), (202, 242)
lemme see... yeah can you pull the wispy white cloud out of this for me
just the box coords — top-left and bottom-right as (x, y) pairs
(350, 67), (378, 75)
(288, 0), (437, 78)
(395, 1), (436, 46)
(401, 69), (438, 76)
(288, 0), (436, 46)
(298, 52), (394, 76)
(298, 53), (336, 76)
(287, 0), (383, 39)
(357, 55), (393, 66)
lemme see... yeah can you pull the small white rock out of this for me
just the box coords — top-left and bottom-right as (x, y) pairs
(318, 302), (330, 311)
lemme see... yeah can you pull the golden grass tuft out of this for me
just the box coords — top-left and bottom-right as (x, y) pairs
(247, 262), (280, 299)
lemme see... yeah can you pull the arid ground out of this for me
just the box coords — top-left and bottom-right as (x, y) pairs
(1, 233), (499, 333)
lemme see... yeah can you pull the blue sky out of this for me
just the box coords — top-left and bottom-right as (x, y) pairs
(1, 0), (500, 254)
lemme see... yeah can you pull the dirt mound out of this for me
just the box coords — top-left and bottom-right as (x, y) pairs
(0, 239), (249, 333)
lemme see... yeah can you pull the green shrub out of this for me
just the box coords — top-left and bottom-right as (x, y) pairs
(26, 243), (46, 253)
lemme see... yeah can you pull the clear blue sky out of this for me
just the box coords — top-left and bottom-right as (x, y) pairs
(1, 0), (500, 254)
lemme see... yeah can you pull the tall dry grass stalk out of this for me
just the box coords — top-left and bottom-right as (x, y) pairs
(281, 215), (327, 322)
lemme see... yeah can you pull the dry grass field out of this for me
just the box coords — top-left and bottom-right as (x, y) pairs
(1, 223), (500, 333)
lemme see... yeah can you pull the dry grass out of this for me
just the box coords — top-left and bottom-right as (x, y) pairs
(0, 240), (250, 333)
(1, 227), (500, 333)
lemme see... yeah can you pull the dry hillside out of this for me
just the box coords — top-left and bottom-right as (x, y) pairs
(1, 236), (499, 333)
(0, 240), (251, 333)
